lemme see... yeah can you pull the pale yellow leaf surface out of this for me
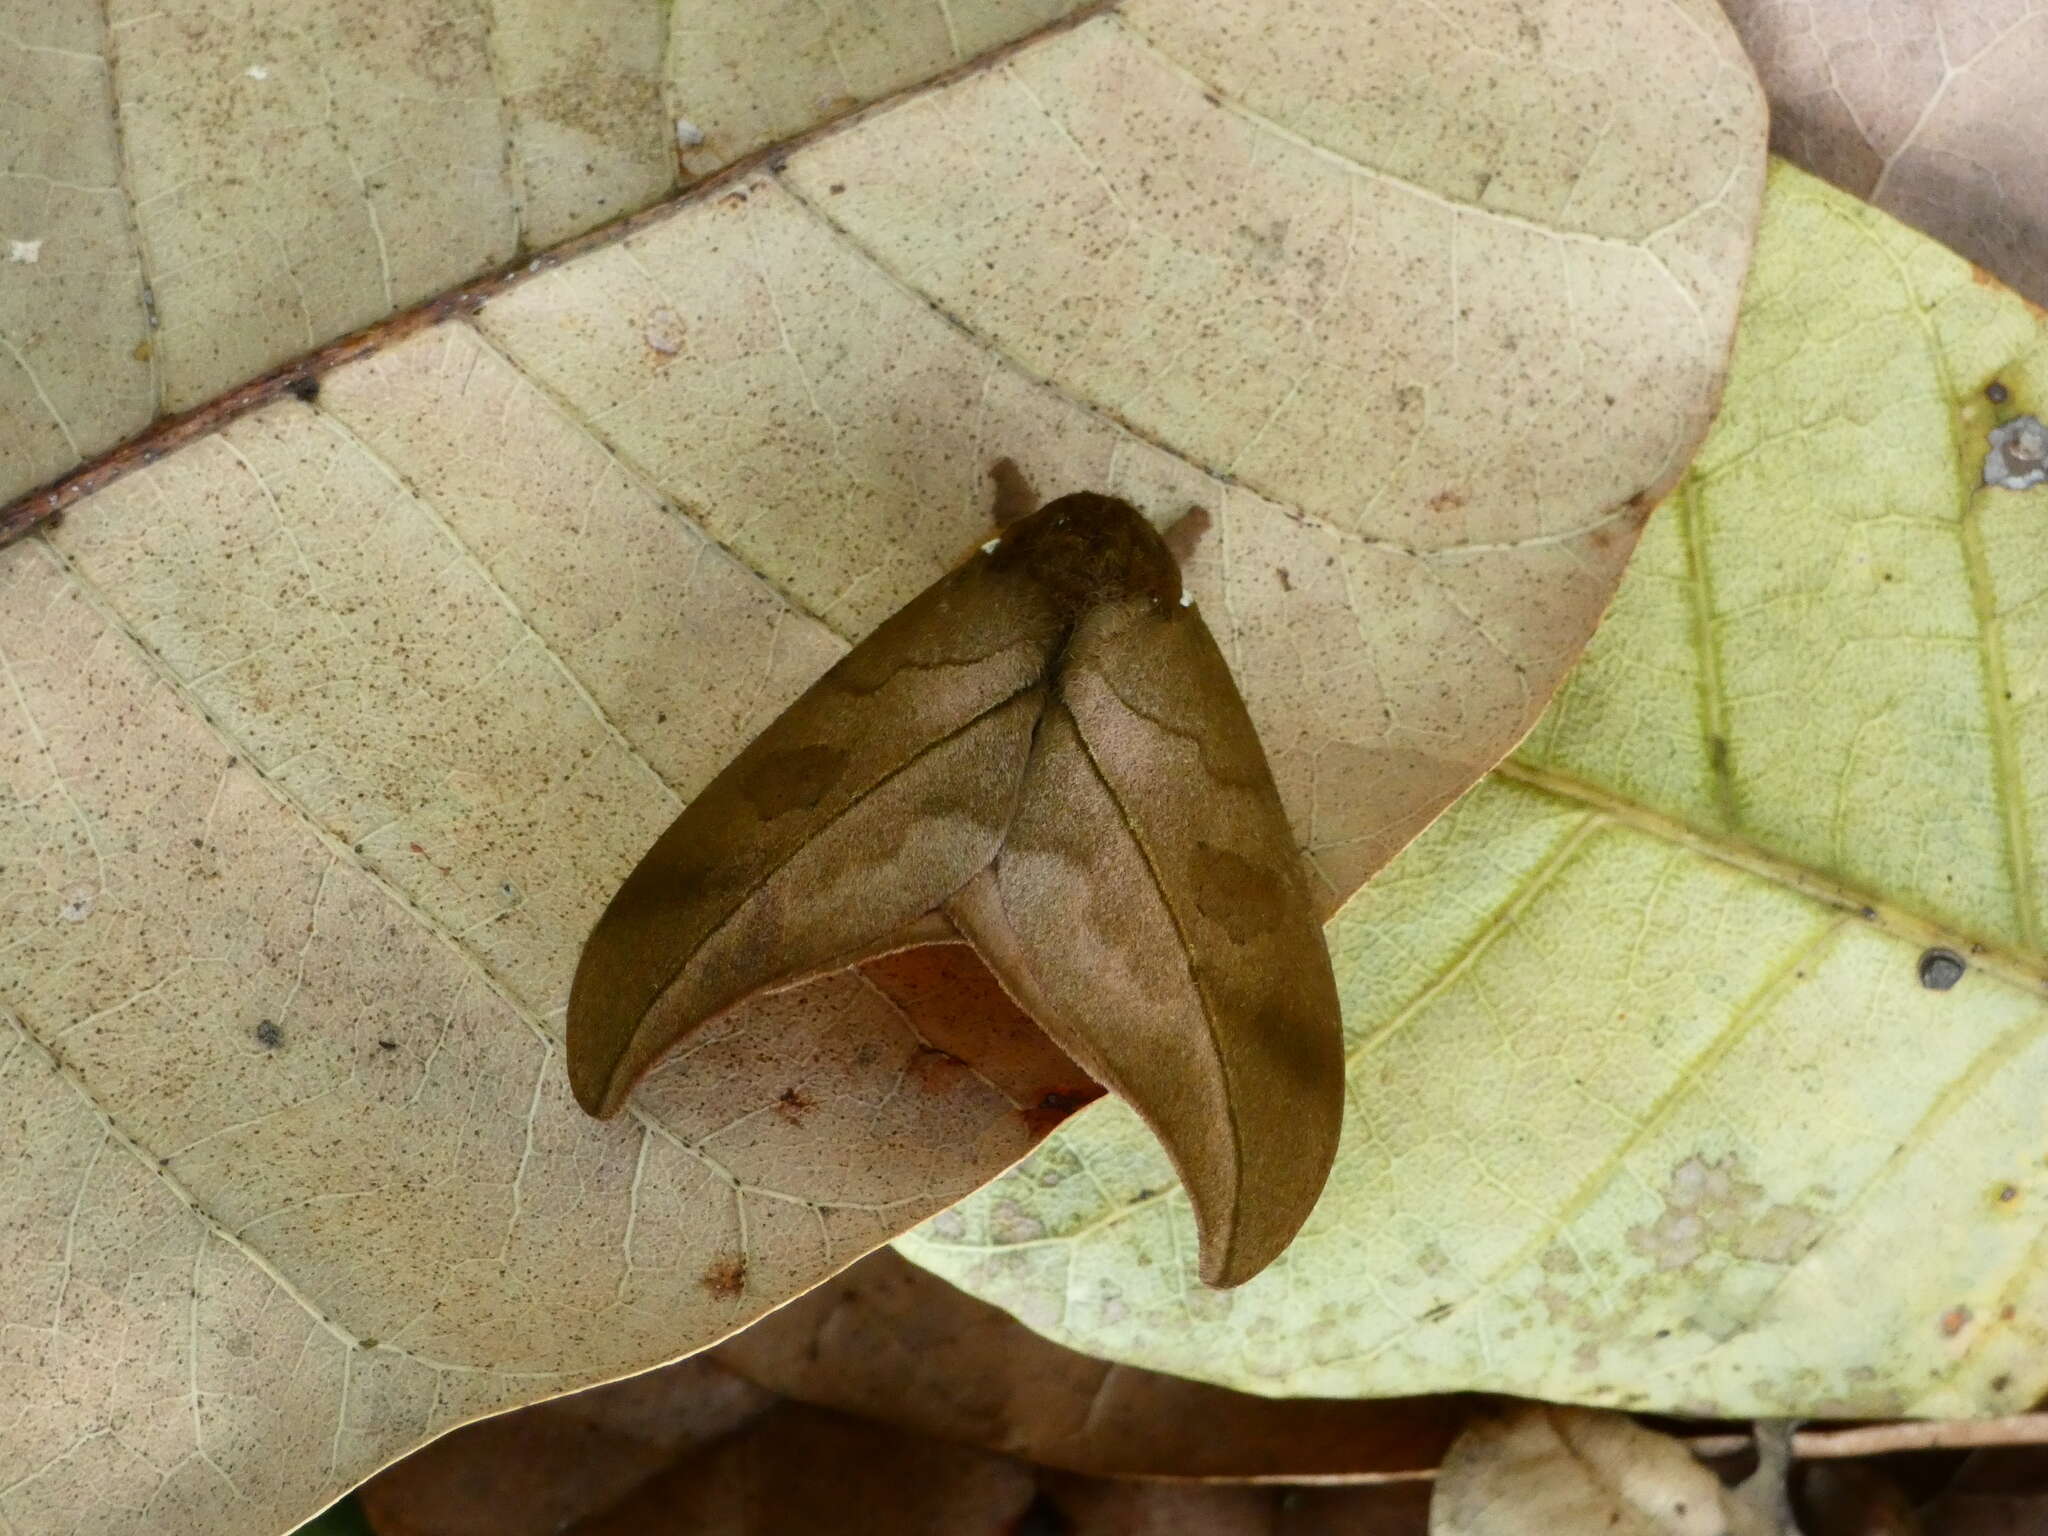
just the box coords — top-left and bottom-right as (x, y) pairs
(901, 161), (2048, 1418)
(0, 0), (1107, 506)
(0, 5), (1762, 1532)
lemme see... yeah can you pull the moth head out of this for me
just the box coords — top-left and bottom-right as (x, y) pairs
(994, 492), (1182, 613)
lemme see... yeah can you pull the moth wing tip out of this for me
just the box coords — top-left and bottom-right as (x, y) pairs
(1194, 1222), (1274, 1290)
(564, 1025), (629, 1120)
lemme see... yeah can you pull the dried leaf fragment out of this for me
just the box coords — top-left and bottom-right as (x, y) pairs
(713, 1249), (1472, 1481)
(1432, 1406), (1793, 1536)
(568, 493), (1343, 1286)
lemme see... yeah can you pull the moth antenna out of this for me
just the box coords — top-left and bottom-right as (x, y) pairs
(988, 457), (1039, 530)
(1163, 503), (1212, 566)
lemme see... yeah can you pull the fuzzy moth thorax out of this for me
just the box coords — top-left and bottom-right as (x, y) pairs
(988, 492), (1182, 615)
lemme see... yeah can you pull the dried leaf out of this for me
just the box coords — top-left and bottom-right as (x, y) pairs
(1, 2), (1764, 1529)
(355, 1359), (773, 1536)
(1431, 1406), (1787, 1536)
(1917, 1445), (2048, 1535)
(558, 1402), (1040, 1535)
(0, 1), (1113, 501)
(713, 1249), (1470, 1480)
(1723, 0), (2048, 307)
(1799, 1462), (1924, 1536)
(904, 163), (2048, 1416)
(352, 1357), (1434, 1536)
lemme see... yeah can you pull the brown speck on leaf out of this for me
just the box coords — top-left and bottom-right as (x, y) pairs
(828, 182), (846, 195)
(1427, 488), (1465, 513)
(776, 1086), (815, 1122)
(1940, 1305), (1972, 1337)
(1276, 567), (1292, 591)
(702, 1256), (747, 1299)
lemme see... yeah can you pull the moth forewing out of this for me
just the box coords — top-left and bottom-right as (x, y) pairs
(959, 591), (1344, 1286)
(566, 552), (1062, 1118)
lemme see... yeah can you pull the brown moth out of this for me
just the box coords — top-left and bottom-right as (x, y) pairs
(567, 493), (1344, 1287)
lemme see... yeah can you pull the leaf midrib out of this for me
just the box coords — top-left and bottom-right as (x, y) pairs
(1494, 757), (2048, 996)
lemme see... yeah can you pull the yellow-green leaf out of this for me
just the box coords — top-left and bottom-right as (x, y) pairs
(900, 160), (2048, 1418)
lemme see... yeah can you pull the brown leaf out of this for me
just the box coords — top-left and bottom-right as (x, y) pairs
(713, 1248), (1469, 1481)
(1799, 1462), (1923, 1536)
(355, 1362), (1435, 1536)
(1915, 1445), (2048, 1536)
(356, 1358), (774, 1536)
(1035, 1477), (1434, 1535)
(570, 494), (1342, 1286)
(1432, 1405), (1792, 1536)
(1723, 1), (2048, 306)
(563, 1402), (1038, 1535)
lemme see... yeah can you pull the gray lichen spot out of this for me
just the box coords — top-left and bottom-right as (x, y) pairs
(987, 1198), (1045, 1245)
(1984, 415), (2048, 491)
(1918, 948), (1966, 990)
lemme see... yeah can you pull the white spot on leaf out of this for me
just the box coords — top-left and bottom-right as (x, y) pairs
(1986, 416), (2047, 491)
